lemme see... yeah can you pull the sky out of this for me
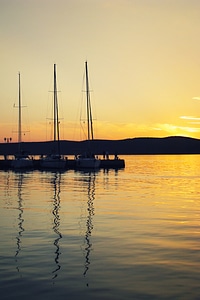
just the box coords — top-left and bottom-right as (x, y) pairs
(1, 0), (200, 142)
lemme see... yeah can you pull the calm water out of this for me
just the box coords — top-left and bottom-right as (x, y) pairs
(1, 155), (200, 300)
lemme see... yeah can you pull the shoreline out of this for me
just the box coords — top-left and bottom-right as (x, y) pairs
(1, 136), (200, 156)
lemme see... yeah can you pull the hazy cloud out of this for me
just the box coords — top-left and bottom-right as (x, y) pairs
(180, 116), (200, 121)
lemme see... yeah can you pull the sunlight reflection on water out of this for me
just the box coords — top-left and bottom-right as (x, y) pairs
(1, 155), (200, 299)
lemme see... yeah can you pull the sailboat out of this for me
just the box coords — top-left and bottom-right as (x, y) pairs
(75, 61), (100, 169)
(11, 72), (33, 169)
(40, 64), (66, 169)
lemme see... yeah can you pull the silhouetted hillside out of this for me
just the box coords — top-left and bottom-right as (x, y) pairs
(1, 136), (200, 156)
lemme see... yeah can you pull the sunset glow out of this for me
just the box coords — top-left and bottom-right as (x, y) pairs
(1, 0), (200, 142)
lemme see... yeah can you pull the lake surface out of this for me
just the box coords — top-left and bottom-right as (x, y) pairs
(1, 155), (200, 299)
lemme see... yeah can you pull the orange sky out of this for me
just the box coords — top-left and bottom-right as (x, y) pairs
(1, 0), (200, 143)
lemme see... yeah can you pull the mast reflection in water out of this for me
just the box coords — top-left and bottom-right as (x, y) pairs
(51, 172), (62, 280)
(80, 172), (96, 284)
(15, 173), (25, 274)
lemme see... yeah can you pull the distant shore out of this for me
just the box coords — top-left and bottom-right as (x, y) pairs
(1, 136), (200, 156)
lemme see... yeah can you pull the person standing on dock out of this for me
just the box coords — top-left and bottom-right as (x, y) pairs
(106, 151), (109, 160)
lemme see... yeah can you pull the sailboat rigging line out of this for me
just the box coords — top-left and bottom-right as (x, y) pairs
(54, 64), (61, 155)
(74, 61), (101, 169)
(78, 61), (98, 142)
(46, 64), (64, 145)
(18, 72), (21, 145)
(85, 61), (94, 141)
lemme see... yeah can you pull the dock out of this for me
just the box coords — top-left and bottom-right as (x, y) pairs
(0, 158), (125, 170)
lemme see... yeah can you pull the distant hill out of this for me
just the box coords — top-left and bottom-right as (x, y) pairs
(1, 136), (200, 156)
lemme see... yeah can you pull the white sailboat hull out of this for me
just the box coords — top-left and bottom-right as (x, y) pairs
(40, 155), (66, 169)
(75, 157), (100, 169)
(11, 158), (33, 169)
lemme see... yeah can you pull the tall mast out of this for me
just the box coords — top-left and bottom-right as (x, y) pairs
(85, 61), (94, 141)
(18, 72), (22, 145)
(53, 64), (60, 154)
(53, 64), (57, 142)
